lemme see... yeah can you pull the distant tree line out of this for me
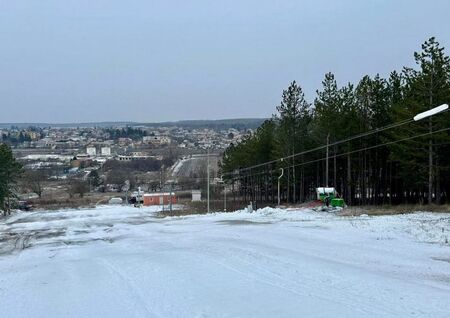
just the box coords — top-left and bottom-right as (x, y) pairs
(221, 37), (450, 205)
(100, 157), (175, 192)
(103, 157), (174, 173)
(1, 132), (32, 144)
(1, 126), (44, 146)
(143, 119), (266, 131)
(105, 127), (148, 140)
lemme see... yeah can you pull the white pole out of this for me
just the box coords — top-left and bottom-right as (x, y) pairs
(207, 147), (210, 213)
(325, 134), (329, 187)
(278, 168), (284, 206)
(224, 183), (227, 212)
(169, 183), (173, 212)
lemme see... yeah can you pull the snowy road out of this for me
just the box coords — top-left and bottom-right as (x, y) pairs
(0, 206), (449, 317)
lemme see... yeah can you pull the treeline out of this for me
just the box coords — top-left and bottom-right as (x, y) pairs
(144, 118), (266, 131)
(221, 37), (450, 205)
(1, 132), (32, 144)
(103, 157), (175, 173)
(105, 127), (148, 140)
(1, 128), (44, 145)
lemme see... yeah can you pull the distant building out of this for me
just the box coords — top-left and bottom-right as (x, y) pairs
(143, 193), (176, 206)
(117, 154), (150, 161)
(142, 136), (154, 143)
(143, 135), (171, 145)
(101, 146), (111, 156)
(86, 146), (96, 156)
(192, 190), (201, 202)
(27, 131), (40, 140)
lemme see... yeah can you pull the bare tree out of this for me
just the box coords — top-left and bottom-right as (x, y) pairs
(22, 170), (47, 198)
(68, 179), (89, 198)
(106, 170), (135, 192)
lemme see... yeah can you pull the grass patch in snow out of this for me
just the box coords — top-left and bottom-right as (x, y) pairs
(341, 204), (450, 216)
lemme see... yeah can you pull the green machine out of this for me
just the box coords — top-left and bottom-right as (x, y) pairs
(330, 198), (345, 207)
(316, 187), (345, 208)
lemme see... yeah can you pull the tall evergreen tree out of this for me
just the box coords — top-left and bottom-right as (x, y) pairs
(393, 37), (450, 203)
(275, 81), (311, 202)
(0, 143), (22, 215)
(221, 37), (450, 206)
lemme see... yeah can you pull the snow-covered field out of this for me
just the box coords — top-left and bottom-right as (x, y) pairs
(0, 206), (449, 317)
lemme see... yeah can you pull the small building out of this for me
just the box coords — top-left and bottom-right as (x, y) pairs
(143, 135), (171, 145)
(191, 190), (201, 202)
(117, 154), (150, 161)
(101, 146), (111, 156)
(86, 146), (96, 156)
(143, 192), (176, 206)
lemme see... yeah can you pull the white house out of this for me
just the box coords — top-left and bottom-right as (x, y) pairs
(86, 146), (96, 156)
(101, 146), (111, 156)
(192, 190), (202, 202)
(143, 135), (171, 145)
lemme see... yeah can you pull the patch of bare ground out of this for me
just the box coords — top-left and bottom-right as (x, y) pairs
(157, 200), (275, 217)
(154, 200), (450, 218)
(156, 200), (223, 217)
(28, 192), (123, 211)
(340, 204), (450, 216)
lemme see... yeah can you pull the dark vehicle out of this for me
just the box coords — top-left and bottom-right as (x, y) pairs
(17, 201), (33, 211)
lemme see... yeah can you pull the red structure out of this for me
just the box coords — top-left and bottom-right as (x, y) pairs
(143, 193), (176, 206)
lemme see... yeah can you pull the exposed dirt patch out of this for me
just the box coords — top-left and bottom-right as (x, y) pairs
(340, 204), (450, 216)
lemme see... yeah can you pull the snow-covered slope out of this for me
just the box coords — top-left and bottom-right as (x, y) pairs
(0, 206), (449, 317)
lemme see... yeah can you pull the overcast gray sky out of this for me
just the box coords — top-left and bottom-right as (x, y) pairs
(1, 0), (449, 123)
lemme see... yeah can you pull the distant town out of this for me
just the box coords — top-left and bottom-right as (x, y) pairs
(0, 119), (264, 209)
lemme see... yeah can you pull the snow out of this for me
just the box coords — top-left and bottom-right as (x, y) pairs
(171, 158), (187, 175)
(23, 154), (73, 161)
(0, 206), (449, 317)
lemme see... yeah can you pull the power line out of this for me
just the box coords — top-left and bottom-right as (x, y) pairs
(226, 126), (450, 177)
(223, 118), (414, 176)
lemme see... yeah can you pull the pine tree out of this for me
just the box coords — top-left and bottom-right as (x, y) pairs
(221, 37), (450, 206)
(0, 143), (22, 215)
(275, 81), (311, 203)
(393, 37), (450, 203)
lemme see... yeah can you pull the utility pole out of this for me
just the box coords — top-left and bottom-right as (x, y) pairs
(278, 167), (284, 206)
(207, 147), (210, 213)
(325, 133), (330, 187)
(428, 69), (434, 204)
(428, 77), (433, 205)
(169, 183), (173, 212)
(224, 182), (227, 212)
(428, 117), (433, 204)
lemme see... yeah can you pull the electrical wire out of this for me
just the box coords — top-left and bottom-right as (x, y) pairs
(225, 126), (450, 177)
(222, 118), (416, 176)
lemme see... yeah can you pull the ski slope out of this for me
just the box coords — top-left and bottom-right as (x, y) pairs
(0, 206), (449, 317)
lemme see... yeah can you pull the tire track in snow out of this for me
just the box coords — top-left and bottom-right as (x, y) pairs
(201, 240), (401, 317)
(98, 258), (161, 318)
